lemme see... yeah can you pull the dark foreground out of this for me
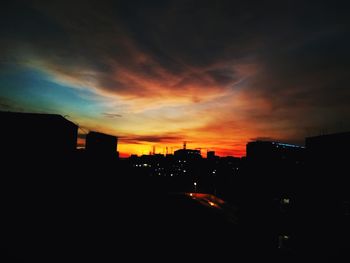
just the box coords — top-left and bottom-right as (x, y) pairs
(4, 178), (239, 262)
(3, 156), (349, 263)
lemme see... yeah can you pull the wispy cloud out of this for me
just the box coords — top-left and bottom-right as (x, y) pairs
(102, 112), (122, 118)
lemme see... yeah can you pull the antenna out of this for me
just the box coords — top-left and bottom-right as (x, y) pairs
(183, 141), (186, 150)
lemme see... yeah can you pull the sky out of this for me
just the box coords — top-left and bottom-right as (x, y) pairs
(1, 0), (350, 157)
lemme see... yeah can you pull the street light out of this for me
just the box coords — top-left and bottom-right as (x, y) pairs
(194, 182), (197, 193)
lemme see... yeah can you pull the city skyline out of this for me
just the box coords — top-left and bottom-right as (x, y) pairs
(1, 0), (349, 157)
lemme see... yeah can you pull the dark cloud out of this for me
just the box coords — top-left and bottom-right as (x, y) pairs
(205, 69), (240, 86)
(120, 134), (183, 144)
(249, 137), (277, 142)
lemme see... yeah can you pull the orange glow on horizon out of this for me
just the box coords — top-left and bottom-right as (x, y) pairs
(116, 142), (247, 158)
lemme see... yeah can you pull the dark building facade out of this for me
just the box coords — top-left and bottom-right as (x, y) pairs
(304, 131), (350, 197)
(246, 140), (305, 164)
(301, 132), (350, 262)
(242, 141), (306, 254)
(305, 131), (350, 163)
(85, 131), (118, 158)
(0, 111), (78, 156)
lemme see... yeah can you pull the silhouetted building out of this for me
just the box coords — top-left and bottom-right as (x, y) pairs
(305, 131), (350, 194)
(243, 140), (306, 252)
(246, 140), (305, 164)
(245, 140), (305, 196)
(174, 149), (201, 159)
(207, 151), (216, 160)
(301, 132), (350, 261)
(129, 154), (138, 160)
(304, 130), (350, 202)
(85, 131), (118, 158)
(305, 131), (350, 162)
(0, 111), (78, 156)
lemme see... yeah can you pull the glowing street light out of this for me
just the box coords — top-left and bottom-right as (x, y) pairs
(194, 182), (197, 193)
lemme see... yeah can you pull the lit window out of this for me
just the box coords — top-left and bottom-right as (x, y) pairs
(282, 198), (290, 204)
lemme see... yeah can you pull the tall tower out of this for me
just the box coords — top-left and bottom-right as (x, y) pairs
(183, 141), (187, 150)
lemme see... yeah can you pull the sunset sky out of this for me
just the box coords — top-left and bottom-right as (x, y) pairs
(1, 0), (349, 157)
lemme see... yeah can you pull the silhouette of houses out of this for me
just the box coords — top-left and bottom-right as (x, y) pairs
(0, 110), (78, 157)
